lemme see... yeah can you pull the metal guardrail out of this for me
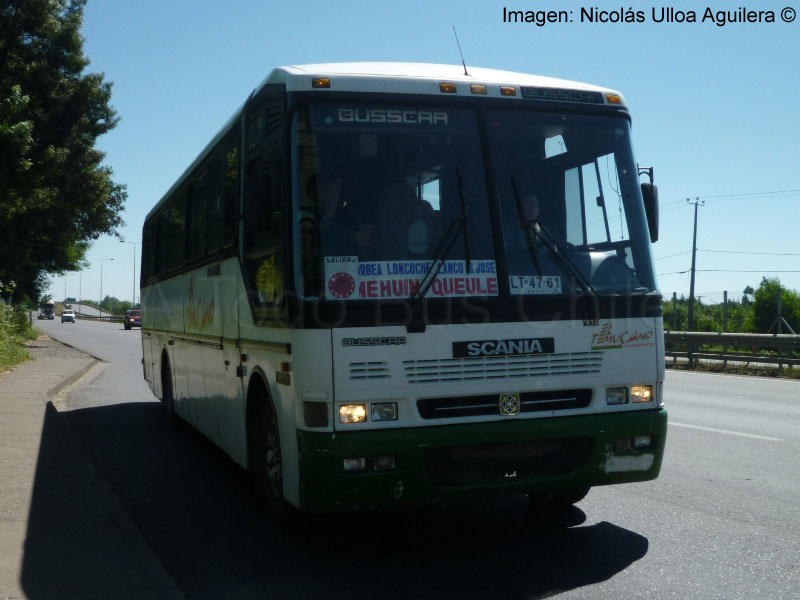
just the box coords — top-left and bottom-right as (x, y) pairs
(74, 314), (124, 323)
(664, 331), (800, 368)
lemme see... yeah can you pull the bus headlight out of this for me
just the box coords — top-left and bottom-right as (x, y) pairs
(606, 387), (628, 405)
(631, 385), (654, 403)
(372, 402), (398, 421)
(339, 404), (367, 423)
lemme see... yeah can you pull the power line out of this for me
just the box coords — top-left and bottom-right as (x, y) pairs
(696, 269), (800, 273)
(655, 250), (692, 260)
(699, 249), (800, 257)
(698, 188), (800, 200)
(660, 268), (800, 275)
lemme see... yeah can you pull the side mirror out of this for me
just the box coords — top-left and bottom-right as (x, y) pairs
(641, 182), (659, 243)
(407, 218), (429, 254)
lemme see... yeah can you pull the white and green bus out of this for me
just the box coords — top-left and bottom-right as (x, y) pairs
(141, 63), (666, 513)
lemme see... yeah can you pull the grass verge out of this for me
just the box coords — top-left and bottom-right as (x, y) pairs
(0, 304), (37, 371)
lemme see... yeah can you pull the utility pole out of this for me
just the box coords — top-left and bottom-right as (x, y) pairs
(686, 197), (704, 332)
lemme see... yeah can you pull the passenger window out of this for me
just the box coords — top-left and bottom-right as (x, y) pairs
(187, 174), (207, 259)
(167, 194), (185, 269)
(223, 146), (239, 248)
(207, 157), (222, 254)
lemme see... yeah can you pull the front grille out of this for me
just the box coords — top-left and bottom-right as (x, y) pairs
(425, 438), (593, 486)
(404, 352), (602, 384)
(417, 389), (592, 419)
(348, 361), (390, 380)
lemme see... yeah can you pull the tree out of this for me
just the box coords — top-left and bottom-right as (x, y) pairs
(752, 277), (800, 334)
(0, 0), (126, 302)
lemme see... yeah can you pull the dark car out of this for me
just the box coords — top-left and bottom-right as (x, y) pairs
(124, 309), (141, 330)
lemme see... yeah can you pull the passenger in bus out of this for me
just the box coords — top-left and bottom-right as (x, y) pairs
(309, 172), (376, 259)
(374, 178), (433, 260)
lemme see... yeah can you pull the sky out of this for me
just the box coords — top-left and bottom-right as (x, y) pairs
(46, 0), (800, 307)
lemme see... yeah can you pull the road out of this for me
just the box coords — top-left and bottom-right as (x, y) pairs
(29, 320), (800, 598)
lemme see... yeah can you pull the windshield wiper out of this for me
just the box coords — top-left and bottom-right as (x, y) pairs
(457, 168), (472, 275)
(510, 175), (597, 298)
(409, 168), (471, 301)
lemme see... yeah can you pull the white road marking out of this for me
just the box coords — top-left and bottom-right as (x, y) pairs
(669, 421), (784, 442)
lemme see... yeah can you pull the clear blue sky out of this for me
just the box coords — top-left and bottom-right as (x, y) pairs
(47, 0), (800, 307)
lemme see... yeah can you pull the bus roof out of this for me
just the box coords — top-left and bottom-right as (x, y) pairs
(260, 62), (626, 104)
(146, 63), (627, 222)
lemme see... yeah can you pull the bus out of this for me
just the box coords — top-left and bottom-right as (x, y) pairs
(140, 63), (667, 513)
(38, 299), (55, 320)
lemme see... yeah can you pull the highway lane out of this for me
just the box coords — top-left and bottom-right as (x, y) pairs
(34, 317), (153, 409)
(32, 322), (800, 599)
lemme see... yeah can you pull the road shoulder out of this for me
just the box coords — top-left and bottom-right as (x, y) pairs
(0, 334), (183, 600)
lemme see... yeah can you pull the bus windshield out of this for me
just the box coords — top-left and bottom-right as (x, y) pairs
(293, 104), (496, 301)
(489, 110), (656, 296)
(292, 104), (656, 301)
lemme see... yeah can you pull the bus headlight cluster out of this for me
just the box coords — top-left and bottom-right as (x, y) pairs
(339, 402), (398, 424)
(631, 385), (654, 403)
(606, 385), (654, 405)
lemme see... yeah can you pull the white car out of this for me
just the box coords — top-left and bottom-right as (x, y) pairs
(61, 310), (76, 323)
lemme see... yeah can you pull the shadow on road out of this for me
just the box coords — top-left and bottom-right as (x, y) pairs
(22, 402), (650, 599)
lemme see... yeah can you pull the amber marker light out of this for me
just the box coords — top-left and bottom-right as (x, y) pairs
(500, 86), (517, 96)
(606, 94), (622, 104)
(470, 84), (487, 95)
(312, 78), (331, 88)
(439, 82), (457, 93)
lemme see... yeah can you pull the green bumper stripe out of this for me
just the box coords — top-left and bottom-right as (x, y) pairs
(297, 408), (667, 513)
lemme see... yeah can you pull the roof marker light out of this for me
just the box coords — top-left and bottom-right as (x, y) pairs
(312, 78), (331, 88)
(470, 84), (487, 95)
(606, 94), (621, 104)
(439, 82), (457, 93)
(500, 86), (517, 96)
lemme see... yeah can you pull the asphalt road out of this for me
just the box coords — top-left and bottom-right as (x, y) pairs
(32, 320), (800, 599)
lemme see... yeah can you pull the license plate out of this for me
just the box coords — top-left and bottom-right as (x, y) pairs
(509, 275), (562, 295)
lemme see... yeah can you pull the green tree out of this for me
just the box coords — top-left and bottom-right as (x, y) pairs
(752, 277), (800, 333)
(99, 295), (131, 315)
(0, 0), (126, 302)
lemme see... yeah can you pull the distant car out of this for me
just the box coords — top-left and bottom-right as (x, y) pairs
(61, 310), (76, 323)
(124, 309), (141, 330)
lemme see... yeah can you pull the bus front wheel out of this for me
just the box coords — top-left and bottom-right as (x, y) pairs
(248, 377), (286, 513)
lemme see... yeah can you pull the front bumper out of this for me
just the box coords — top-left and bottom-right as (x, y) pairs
(297, 408), (667, 512)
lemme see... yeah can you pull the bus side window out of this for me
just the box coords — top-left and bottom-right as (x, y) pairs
(207, 155), (222, 254)
(167, 193), (186, 270)
(143, 222), (156, 281)
(242, 88), (285, 315)
(187, 174), (207, 260)
(223, 146), (239, 248)
(156, 209), (169, 274)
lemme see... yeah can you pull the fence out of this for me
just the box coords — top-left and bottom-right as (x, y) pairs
(664, 331), (800, 369)
(76, 314), (123, 323)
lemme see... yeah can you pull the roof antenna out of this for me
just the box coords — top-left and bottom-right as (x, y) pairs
(452, 26), (469, 76)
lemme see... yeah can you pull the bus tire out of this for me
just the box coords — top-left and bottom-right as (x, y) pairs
(247, 375), (288, 515)
(161, 351), (177, 424)
(528, 486), (590, 511)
